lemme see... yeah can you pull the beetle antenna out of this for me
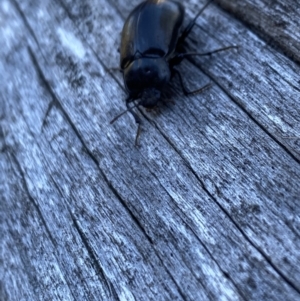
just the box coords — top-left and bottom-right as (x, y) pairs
(110, 102), (140, 124)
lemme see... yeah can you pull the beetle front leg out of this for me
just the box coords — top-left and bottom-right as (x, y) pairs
(125, 100), (142, 147)
(110, 96), (139, 124)
(125, 100), (141, 125)
(173, 69), (211, 96)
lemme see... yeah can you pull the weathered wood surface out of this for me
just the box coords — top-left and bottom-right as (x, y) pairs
(215, 0), (300, 64)
(1, 0), (300, 300)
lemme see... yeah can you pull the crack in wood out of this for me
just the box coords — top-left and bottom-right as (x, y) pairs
(7, 151), (57, 249)
(70, 213), (118, 301)
(189, 57), (300, 165)
(151, 120), (300, 294)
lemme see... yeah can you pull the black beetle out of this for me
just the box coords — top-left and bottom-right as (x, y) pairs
(111, 0), (236, 145)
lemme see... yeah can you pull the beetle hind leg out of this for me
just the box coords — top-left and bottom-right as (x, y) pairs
(178, 0), (213, 46)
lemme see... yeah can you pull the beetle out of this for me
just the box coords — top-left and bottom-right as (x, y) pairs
(111, 0), (236, 145)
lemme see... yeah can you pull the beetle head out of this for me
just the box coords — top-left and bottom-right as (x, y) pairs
(139, 88), (161, 108)
(124, 57), (170, 107)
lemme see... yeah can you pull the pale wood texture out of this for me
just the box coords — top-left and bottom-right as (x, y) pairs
(215, 0), (300, 64)
(1, 0), (300, 300)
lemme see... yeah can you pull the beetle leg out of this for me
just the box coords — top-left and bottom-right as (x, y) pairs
(169, 45), (238, 68)
(134, 123), (142, 147)
(170, 44), (238, 69)
(178, 0), (213, 45)
(126, 100), (141, 124)
(178, 45), (239, 59)
(110, 96), (140, 124)
(107, 67), (122, 73)
(124, 101), (142, 147)
(173, 69), (211, 96)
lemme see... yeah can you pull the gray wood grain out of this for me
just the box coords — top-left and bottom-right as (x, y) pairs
(1, 0), (300, 300)
(215, 0), (300, 64)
